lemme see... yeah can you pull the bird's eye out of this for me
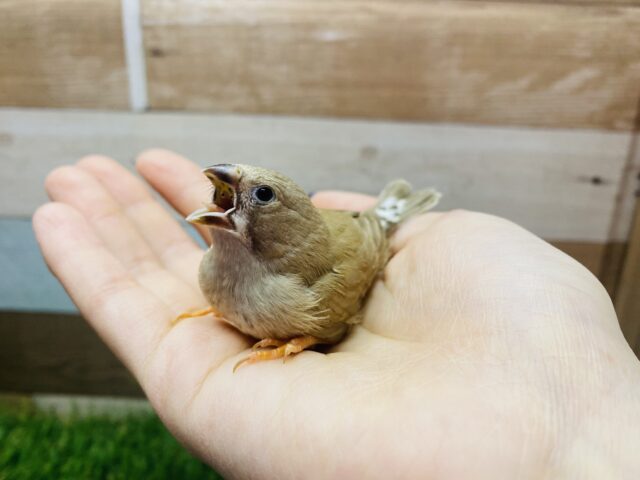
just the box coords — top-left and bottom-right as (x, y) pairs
(252, 185), (276, 204)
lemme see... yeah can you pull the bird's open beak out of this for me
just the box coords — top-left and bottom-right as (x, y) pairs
(185, 164), (242, 230)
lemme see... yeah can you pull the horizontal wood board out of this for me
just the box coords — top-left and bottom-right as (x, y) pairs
(468, 0), (640, 4)
(0, 311), (143, 397)
(0, 217), (614, 313)
(0, 0), (128, 109)
(0, 108), (632, 242)
(142, 0), (640, 130)
(0, 218), (79, 313)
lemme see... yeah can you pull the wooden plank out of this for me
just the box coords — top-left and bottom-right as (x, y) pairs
(614, 88), (638, 347)
(603, 101), (640, 298)
(0, 108), (631, 241)
(0, 218), (614, 312)
(0, 217), (616, 313)
(551, 241), (606, 277)
(0, 311), (143, 397)
(0, 218), (78, 313)
(550, 240), (630, 296)
(475, 0), (640, 5)
(0, 239), (627, 397)
(0, 0), (128, 108)
(599, 241), (629, 297)
(616, 200), (640, 355)
(142, 0), (640, 130)
(0, 217), (198, 314)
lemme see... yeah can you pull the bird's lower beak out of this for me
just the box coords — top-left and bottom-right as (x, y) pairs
(185, 205), (234, 229)
(186, 164), (242, 230)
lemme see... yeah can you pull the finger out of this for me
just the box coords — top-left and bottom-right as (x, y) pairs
(45, 165), (202, 311)
(32, 202), (169, 377)
(45, 165), (158, 273)
(76, 155), (204, 287)
(136, 149), (212, 243)
(311, 191), (377, 211)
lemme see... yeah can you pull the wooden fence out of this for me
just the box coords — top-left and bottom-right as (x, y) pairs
(1, 0), (639, 396)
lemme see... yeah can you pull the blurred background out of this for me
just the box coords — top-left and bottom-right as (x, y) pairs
(1, 0), (639, 476)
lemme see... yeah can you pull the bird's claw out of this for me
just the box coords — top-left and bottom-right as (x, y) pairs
(172, 306), (220, 326)
(251, 338), (285, 350)
(233, 336), (321, 372)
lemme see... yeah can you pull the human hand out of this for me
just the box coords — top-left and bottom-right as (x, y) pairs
(34, 150), (640, 479)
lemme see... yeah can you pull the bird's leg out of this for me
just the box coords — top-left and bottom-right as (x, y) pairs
(234, 336), (321, 372)
(172, 306), (220, 326)
(251, 338), (285, 350)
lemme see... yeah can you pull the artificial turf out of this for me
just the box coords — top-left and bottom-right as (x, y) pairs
(0, 401), (223, 480)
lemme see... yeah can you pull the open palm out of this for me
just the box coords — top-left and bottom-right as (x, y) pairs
(35, 150), (640, 479)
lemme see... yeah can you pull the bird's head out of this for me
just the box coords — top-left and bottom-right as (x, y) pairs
(187, 164), (331, 270)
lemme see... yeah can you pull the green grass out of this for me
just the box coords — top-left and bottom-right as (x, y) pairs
(0, 402), (223, 480)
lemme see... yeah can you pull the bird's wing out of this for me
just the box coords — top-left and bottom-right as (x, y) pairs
(310, 209), (389, 335)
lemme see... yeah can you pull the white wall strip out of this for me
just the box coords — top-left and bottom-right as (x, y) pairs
(121, 0), (148, 112)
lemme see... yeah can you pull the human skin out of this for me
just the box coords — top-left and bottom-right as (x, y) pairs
(34, 149), (640, 479)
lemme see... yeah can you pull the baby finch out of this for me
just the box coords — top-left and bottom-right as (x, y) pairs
(176, 164), (440, 371)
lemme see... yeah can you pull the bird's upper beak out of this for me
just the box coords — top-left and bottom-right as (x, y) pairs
(185, 164), (243, 229)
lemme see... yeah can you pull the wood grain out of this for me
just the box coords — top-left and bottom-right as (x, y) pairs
(474, 0), (640, 4)
(142, 0), (640, 130)
(0, 311), (143, 397)
(0, 108), (632, 242)
(551, 241), (607, 277)
(598, 241), (630, 298)
(0, 0), (128, 108)
(617, 199), (640, 354)
(550, 241), (626, 295)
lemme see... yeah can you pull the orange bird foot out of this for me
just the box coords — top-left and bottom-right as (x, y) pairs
(172, 306), (220, 326)
(251, 338), (285, 350)
(234, 336), (321, 372)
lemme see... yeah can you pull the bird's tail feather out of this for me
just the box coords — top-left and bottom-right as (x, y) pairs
(372, 179), (441, 233)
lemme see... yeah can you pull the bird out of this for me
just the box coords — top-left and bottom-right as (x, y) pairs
(174, 164), (441, 371)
